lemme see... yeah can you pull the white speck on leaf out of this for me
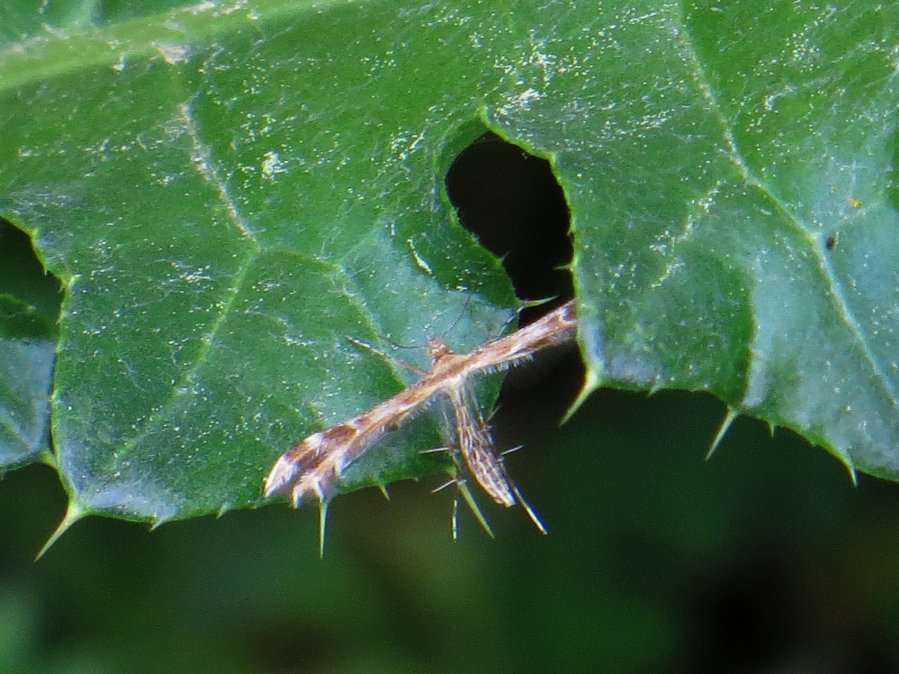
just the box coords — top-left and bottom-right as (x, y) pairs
(261, 150), (287, 179)
(156, 44), (190, 65)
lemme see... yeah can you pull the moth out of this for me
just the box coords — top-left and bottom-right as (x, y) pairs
(263, 299), (576, 532)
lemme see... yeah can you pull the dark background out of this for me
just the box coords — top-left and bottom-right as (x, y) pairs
(2, 135), (899, 672)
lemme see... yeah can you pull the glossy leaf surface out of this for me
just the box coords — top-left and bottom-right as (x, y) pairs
(0, 0), (895, 523)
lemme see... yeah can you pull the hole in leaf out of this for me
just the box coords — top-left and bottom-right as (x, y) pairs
(0, 218), (63, 339)
(445, 133), (583, 504)
(445, 132), (573, 319)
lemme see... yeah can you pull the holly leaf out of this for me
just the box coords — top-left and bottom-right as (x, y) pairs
(0, 0), (895, 525)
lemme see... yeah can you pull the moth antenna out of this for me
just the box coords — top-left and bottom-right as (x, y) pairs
(513, 485), (548, 535)
(432, 291), (476, 345)
(345, 335), (425, 376)
(518, 295), (561, 312)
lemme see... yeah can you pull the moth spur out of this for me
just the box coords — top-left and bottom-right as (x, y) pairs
(263, 299), (577, 532)
(436, 372), (548, 535)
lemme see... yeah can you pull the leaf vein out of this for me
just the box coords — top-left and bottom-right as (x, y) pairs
(676, 15), (898, 421)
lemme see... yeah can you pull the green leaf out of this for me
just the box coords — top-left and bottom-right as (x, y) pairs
(1, 0), (516, 523)
(0, 0), (895, 524)
(566, 1), (898, 476)
(0, 220), (59, 469)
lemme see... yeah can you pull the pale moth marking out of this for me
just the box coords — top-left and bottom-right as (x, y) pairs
(263, 300), (577, 529)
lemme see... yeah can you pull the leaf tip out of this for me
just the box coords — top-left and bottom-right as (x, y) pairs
(36, 500), (85, 561)
(707, 408), (739, 460)
(562, 365), (600, 424)
(832, 450), (857, 486)
(148, 516), (171, 531)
